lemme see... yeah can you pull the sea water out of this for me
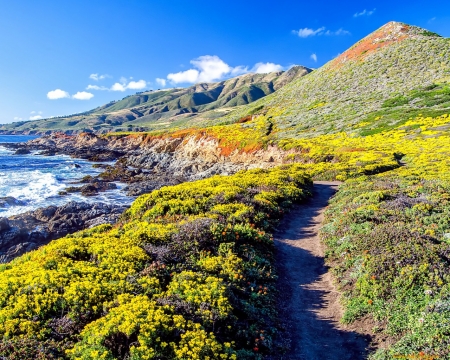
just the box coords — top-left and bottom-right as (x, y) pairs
(0, 135), (133, 217)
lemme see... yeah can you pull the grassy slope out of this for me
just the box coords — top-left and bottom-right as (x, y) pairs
(211, 22), (450, 139)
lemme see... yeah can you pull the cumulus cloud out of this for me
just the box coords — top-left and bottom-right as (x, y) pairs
(166, 55), (284, 85)
(89, 73), (110, 81)
(168, 69), (201, 84)
(168, 55), (240, 84)
(29, 115), (43, 120)
(72, 91), (94, 100)
(292, 26), (350, 37)
(156, 78), (167, 87)
(311, 53), (318, 62)
(109, 79), (147, 91)
(47, 89), (70, 100)
(127, 80), (147, 90)
(252, 62), (284, 73)
(354, 8), (376, 17)
(111, 82), (127, 91)
(13, 117), (23, 121)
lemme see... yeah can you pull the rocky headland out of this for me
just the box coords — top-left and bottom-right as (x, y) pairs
(0, 131), (293, 262)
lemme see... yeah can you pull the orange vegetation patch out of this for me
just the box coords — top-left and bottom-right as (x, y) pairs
(329, 22), (411, 70)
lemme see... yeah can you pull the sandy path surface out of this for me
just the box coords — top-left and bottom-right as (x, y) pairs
(275, 181), (369, 360)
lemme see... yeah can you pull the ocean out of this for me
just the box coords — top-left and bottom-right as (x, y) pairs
(0, 135), (132, 217)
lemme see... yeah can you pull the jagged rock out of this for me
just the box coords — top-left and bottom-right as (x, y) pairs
(0, 202), (127, 263)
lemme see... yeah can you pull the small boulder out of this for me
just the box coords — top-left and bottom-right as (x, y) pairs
(14, 148), (31, 155)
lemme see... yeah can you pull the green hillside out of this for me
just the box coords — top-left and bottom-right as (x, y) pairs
(213, 22), (450, 139)
(0, 66), (311, 134)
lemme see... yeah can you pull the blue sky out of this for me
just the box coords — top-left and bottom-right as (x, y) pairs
(1, 0), (449, 124)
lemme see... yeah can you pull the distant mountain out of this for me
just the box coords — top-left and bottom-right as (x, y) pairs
(214, 22), (450, 139)
(0, 66), (311, 134)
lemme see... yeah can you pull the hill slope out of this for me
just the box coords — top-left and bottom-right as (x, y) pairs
(213, 22), (450, 139)
(0, 66), (311, 134)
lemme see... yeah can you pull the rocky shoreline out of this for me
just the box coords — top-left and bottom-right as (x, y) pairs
(0, 131), (290, 262)
(0, 202), (126, 263)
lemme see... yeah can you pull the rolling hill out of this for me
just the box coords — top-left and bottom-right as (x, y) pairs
(0, 66), (311, 134)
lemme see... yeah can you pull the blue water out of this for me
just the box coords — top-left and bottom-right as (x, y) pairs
(0, 135), (132, 217)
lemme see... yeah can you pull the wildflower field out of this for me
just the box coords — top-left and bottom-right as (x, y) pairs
(0, 166), (312, 359)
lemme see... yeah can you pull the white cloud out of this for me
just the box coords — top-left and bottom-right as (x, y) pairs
(111, 82), (127, 92)
(109, 79), (147, 91)
(354, 8), (376, 17)
(168, 69), (201, 84)
(156, 78), (167, 87)
(47, 89), (70, 100)
(193, 56), (233, 83)
(86, 84), (109, 91)
(72, 91), (94, 100)
(311, 53), (318, 62)
(166, 55), (284, 85)
(252, 62), (284, 73)
(89, 73), (110, 81)
(168, 55), (242, 84)
(29, 115), (43, 120)
(292, 26), (350, 37)
(292, 27), (325, 38)
(428, 17), (436, 23)
(13, 117), (23, 121)
(127, 80), (147, 90)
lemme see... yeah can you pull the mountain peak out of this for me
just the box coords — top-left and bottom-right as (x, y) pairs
(330, 21), (441, 69)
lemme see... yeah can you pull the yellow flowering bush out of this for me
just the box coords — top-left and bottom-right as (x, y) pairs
(0, 165), (312, 359)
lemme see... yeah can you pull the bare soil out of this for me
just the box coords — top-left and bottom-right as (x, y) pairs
(274, 181), (370, 360)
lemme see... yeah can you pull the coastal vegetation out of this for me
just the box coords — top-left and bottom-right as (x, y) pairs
(0, 166), (312, 358)
(1, 21), (450, 358)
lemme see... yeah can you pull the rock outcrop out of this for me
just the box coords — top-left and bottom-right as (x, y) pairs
(0, 202), (126, 263)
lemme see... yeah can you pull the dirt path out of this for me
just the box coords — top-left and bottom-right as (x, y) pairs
(275, 181), (369, 360)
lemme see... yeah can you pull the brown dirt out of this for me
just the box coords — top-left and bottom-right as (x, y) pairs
(274, 181), (370, 359)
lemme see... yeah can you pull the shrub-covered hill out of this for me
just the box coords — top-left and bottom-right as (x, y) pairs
(214, 22), (450, 139)
(0, 166), (312, 359)
(0, 66), (311, 135)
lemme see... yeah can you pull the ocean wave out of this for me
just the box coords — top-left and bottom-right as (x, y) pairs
(1, 170), (65, 203)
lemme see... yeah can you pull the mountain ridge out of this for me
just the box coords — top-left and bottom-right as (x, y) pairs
(0, 66), (312, 135)
(210, 21), (449, 140)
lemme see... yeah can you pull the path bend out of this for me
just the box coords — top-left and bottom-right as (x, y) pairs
(275, 181), (369, 360)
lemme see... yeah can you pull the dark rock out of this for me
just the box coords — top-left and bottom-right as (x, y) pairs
(14, 148), (31, 155)
(0, 197), (25, 208)
(0, 201), (127, 263)
(0, 218), (10, 231)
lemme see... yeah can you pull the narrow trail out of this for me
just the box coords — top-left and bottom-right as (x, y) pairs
(275, 181), (369, 360)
